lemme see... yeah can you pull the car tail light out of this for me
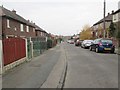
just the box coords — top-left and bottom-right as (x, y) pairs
(98, 42), (102, 46)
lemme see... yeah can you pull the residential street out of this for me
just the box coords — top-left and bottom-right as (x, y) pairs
(64, 43), (118, 88)
(1, 1), (119, 89)
(2, 42), (118, 88)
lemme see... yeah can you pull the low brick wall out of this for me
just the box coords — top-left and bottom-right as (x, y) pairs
(2, 57), (27, 74)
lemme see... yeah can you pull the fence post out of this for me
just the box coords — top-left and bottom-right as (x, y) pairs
(29, 37), (33, 58)
(31, 41), (33, 58)
(0, 39), (3, 74)
(25, 38), (28, 61)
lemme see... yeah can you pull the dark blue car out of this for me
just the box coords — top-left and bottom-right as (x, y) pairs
(89, 38), (115, 53)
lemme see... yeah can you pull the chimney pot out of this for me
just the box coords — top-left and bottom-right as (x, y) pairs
(112, 10), (114, 14)
(27, 20), (30, 22)
(12, 9), (16, 14)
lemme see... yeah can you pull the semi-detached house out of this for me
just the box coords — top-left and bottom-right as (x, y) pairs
(0, 6), (48, 74)
(0, 6), (36, 39)
(112, 9), (120, 46)
(92, 12), (113, 38)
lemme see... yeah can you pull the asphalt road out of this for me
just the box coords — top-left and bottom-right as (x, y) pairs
(63, 43), (118, 88)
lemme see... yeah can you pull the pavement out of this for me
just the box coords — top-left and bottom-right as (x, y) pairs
(115, 48), (119, 54)
(115, 48), (120, 55)
(2, 44), (66, 88)
(41, 44), (67, 88)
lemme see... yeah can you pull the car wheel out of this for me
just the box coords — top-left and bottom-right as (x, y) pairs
(111, 50), (114, 54)
(89, 46), (92, 51)
(95, 47), (99, 53)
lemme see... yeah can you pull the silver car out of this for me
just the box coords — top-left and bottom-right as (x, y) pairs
(81, 40), (93, 49)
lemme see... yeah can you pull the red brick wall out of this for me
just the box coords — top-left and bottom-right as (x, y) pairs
(2, 17), (36, 39)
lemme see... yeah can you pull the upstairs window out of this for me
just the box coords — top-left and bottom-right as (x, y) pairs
(20, 24), (24, 32)
(14, 27), (17, 31)
(7, 19), (10, 28)
(26, 26), (29, 32)
(33, 28), (35, 32)
(41, 32), (43, 36)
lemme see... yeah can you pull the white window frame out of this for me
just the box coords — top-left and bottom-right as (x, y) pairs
(7, 19), (10, 28)
(20, 24), (24, 32)
(33, 28), (35, 32)
(14, 27), (17, 31)
(41, 32), (43, 36)
(26, 26), (29, 32)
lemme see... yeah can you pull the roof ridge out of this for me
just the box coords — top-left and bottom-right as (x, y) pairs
(0, 6), (35, 27)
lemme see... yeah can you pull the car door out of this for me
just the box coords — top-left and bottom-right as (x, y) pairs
(93, 39), (100, 50)
(90, 40), (95, 50)
(92, 40), (96, 50)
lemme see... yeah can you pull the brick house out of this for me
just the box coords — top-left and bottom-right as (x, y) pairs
(112, 9), (120, 47)
(34, 24), (47, 38)
(0, 6), (46, 73)
(112, 9), (120, 25)
(0, 6), (36, 39)
(92, 12), (113, 38)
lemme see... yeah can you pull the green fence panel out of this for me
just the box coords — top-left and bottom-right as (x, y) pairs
(33, 41), (41, 57)
(27, 39), (32, 59)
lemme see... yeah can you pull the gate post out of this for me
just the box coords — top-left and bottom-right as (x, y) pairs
(25, 38), (28, 61)
(31, 41), (33, 58)
(0, 39), (3, 74)
(30, 37), (33, 58)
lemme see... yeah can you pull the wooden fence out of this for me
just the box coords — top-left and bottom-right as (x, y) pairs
(3, 38), (26, 66)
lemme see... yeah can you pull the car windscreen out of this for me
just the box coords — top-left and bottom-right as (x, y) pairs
(101, 40), (113, 44)
(86, 40), (93, 43)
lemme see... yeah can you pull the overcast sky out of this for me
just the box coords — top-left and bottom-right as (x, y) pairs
(1, 0), (120, 36)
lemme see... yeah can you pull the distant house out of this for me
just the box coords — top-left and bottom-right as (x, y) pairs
(0, 6), (36, 39)
(92, 12), (113, 38)
(112, 9), (120, 23)
(35, 25), (47, 38)
(112, 9), (120, 46)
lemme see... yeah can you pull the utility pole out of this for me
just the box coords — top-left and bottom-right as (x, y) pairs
(103, 0), (106, 38)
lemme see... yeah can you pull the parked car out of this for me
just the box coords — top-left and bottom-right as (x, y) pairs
(67, 39), (74, 44)
(81, 40), (93, 48)
(67, 40), (71, 43)
(69, 40), (74, 44)
(75, 40), (83, 46)
(89, 38), (115, 53)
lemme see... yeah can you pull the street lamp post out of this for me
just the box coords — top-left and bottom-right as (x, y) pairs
(103, 0), (106, 38)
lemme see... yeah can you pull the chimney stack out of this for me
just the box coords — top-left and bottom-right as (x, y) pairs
(27, 20), (30, 22)
(112, 10), (114, 14)
(12, 9), (16, 14)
